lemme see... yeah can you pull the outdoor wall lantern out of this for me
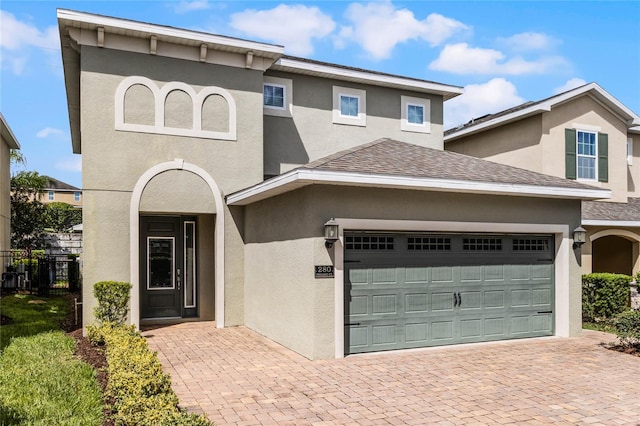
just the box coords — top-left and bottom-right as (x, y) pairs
(324, 218), (339, 248)
(573, 226), (587, 249)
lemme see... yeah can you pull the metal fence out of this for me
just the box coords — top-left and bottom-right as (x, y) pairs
(1, 251), (81, 296)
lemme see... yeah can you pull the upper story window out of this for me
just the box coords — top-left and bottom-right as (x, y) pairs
(332, 86), (366, 127)
(401, 96), (431, 133)
(48, 191), (54, 201)
(74, 192), (81, 202)
(577, 131), (597, 180)
(407, 104), (424, 124)
(340, 95), (359, 117)
(263, 76), (293, 118)
(565, 127), (608, 183)
(263, 84), (285, 109)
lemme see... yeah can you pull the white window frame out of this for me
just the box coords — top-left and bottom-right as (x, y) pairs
(263, 76), (293, 118)
(401, 96), (431, 133)
(48, 191), (54, 201)
(74, 192), (81, 202)
(576, 130), (598, 181)
(628, 137), (633, 165)
(332, 86), (366, 127)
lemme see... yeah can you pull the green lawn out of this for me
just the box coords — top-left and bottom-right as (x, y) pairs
(0, 293), (69, 351)
(0, 293), (103, 425)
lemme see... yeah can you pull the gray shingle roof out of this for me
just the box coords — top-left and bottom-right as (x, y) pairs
(302, 139), (601, 191)
(45, 176), (80, 191)
(583, 198), (640, 221)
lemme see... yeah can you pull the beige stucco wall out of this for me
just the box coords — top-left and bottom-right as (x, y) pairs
(263, 71), (445, 176)
(39, 190), (82, 207)
(628, 133), (640, 197)
(0, 137), (10, 255)
(244, 185), (584, 360)
(446, 95), (632, 202)
(79, 46), (263, 327)
(446, 115), (544, 173)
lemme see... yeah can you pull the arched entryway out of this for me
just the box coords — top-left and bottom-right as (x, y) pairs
(129, 160), (225, 328)
(589, 229), (640, 276)
(592, 236), (633, 275)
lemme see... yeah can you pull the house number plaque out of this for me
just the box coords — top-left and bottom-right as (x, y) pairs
(314, 265), (334, 278)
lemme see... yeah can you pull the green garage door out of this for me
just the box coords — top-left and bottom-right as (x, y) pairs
(344, 233), (554, 355)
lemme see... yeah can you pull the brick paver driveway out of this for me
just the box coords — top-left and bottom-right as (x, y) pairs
(144, 323), (640, 425)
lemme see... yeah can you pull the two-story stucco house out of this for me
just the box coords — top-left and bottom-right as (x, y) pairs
(1, 113), (20, 261)
(40, 177), (82, 207)
(445, 83), (640, 278)
(58, 10), (610, 360)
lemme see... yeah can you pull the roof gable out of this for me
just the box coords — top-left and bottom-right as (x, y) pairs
(445, 83), (640, 142)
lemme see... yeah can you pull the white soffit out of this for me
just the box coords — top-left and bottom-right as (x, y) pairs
(0, 112), (20, 149)
(272, 58), (463, 100)
(445, 82), (640, 142)
(57, 9), (284, 57)
(226, 169), (611, 206)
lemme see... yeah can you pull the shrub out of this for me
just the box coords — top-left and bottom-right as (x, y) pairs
(93, 281), (132, 324)
(101, 325), (210, 426)
(612, 309), (640, 347)
(582, 273), (632, 321)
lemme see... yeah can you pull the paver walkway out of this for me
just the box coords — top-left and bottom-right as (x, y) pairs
(144, 323), (640, 425)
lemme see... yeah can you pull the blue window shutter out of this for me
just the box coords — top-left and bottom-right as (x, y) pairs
(598, 132), (608, 182)
(565, 128), (576, 179)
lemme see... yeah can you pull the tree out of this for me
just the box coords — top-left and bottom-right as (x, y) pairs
(10, 171), (48, 249)
(43, 202), (82, 232)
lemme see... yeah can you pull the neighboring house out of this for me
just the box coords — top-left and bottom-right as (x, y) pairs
(445, 83), (640, 277)
(1, 113), (20, 261)
(40, 177), (82, 207)
(58, 10), (609, 360)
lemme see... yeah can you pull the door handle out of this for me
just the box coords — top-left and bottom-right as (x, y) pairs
(453, 292), (459, 307)
(176, 268), (181, 290)
(458, 292), (462, 307)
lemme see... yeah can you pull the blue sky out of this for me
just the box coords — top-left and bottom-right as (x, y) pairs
(2, 0), (639, 189)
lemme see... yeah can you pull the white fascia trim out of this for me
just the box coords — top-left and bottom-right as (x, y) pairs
(57, 9), (284, 57)
(275, 58), (463, 99)
(582, 220), (640, 227)
(227, 169), (611, 205)
(444, 104), (551, 141)
(445, 82), (640, 142)
(0, 112), (20, 149)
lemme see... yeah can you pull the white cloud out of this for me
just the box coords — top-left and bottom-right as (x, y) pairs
(0, 10), (59, 75)
(230, 4), (335, 55)
(55, 157), (82, 172)
(37, 127), (66, 139)
(173, 0), (211, 14)
(498, 32), (556, 51)
(444, 78), (524, 129)
(0, 10), (59, 51)
(429, 43), (567, 75)
(336, 1), (468, 60)
(553, 78), (587, 94)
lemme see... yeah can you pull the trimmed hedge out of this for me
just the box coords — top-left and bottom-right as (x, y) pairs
(582, 273), (632, 321)
(93, 281), (132, 325)
(92, 324), (210, 426)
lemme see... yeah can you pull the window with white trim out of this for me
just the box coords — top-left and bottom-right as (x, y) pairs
(263, 84), (285, 109)
(401, 96), (431, 133)
(48, 191), (54, 201)
(74, 192), (81, 202)
(577, 130), (597, 180)
(332, 86), (366, 126)
(263, 76), (293, 118)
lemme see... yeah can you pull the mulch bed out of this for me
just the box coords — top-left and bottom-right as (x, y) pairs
(59, 294), (114, 426)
